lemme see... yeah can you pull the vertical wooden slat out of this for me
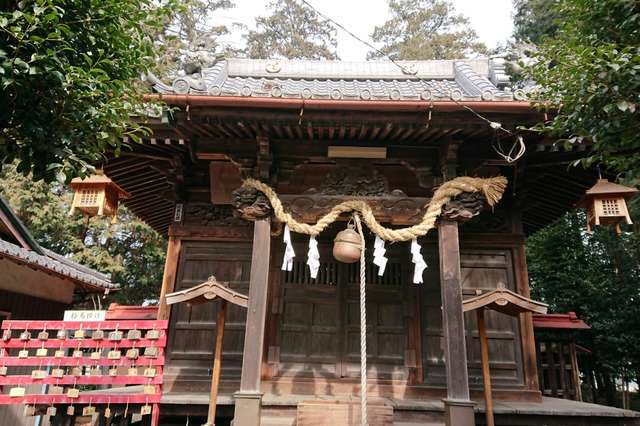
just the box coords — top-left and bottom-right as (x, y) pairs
(157, 237), (182, 321)
(547, 342), (558, 397)
(514, 244), (541, 392)
(569, 342), (583, 401)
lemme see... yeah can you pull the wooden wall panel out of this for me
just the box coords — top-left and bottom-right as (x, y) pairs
(166, 239), (252, 385)
(421, 244), (524, 389)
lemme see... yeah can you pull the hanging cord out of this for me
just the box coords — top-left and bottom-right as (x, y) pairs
(353, 213), (368, 426)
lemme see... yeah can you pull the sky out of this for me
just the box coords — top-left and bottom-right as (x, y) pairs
(214, 0), (515, 60)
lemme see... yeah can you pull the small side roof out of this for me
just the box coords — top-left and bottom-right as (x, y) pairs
(532, 312), (590, 330)
(0, 196), (118, 293)
(463, 285), (548, 316)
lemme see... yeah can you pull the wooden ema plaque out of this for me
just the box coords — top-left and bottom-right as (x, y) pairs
(0, 320), (167, 426)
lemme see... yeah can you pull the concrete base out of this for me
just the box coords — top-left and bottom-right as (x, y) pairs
(443, 398), (476, 426)
(232, 391), (263, 426)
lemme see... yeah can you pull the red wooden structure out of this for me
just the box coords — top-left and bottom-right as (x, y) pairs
(0, 320), (167, 424)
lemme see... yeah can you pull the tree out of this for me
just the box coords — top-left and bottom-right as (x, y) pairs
(512, 0), (562, 44)
(0, 164), (166, 305)
(368, 0), (487, 60)
(527, 198), (640, 406)
(524, 0), (640, 175)
(245, 0), (338, 60)
(159, 0), (242, 74)
(0, 0), (174, 182)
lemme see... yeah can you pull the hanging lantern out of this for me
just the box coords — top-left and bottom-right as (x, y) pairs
(69, 171), (130, 223)
(576, 178), (637, 234)
(333, 222), (362, 263)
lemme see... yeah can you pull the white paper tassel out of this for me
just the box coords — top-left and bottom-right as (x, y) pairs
(411, 239), (427, 284)
(307, 236), (320, 279)
(373, 236), (388, 276)
(281, 225), (295, 271)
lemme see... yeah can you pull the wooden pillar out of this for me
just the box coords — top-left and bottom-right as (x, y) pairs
(206, 300), (227, 426)
(477, 309), (494, 426)
(157, 236), (181, 321)
(234, 219), (271, 426)
(438, 219), (475, 426)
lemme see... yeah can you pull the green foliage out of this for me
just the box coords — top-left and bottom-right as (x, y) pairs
(527, 193), (640, 401)
(512, 0), (562, 44)
(0, 164), (166, 305)
(0, 0), (175, 182)
(245, 0), (338, 60)
(525, 0), (640, 175)
(369, 0), (487, 60)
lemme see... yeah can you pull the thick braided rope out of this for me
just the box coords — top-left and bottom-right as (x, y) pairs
(242, 176), (508, 242)
(353, 213), (368, 426)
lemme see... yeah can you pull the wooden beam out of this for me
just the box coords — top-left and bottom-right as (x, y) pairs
(157, 237), (181, 320)
(438, 219), (475, 426)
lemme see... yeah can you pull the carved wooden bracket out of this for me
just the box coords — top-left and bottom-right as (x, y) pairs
(440, 192), (486, 222)
(232, 186), (273, 220)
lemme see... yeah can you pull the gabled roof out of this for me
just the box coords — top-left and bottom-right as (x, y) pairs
(149, 57), (522, 102)
(0, 196), (118, 293)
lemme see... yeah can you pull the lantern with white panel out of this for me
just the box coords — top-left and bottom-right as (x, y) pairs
(69, 172), (130, 223)
(576, 178), (637, 234)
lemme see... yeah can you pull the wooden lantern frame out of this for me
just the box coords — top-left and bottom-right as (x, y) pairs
(463, 285), (548, 426)
(576, 178), (637, 234)
(69, 173), (130, 222)
(165, 275), (248, 426)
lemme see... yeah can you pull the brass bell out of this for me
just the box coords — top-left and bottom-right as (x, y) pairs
(333, 222), (362, 263)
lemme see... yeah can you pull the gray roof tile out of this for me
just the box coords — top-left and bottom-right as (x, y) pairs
(151, 58), (518, 102)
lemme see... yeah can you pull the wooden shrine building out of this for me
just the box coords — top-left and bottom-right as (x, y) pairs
(99, 58), (639, 425)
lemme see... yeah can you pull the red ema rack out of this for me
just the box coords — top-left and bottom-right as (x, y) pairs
(0, 320), (167, 424)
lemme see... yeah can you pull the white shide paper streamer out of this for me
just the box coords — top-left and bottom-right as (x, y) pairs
(411, 239), (427, 284)
(281, 224), (295, 271)
(307, 236), (320, 279)
(373, 235), (388, 276)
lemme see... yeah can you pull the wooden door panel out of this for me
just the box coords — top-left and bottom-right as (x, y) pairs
(166, 240), (251, 380)
(274, 238), (411, 381)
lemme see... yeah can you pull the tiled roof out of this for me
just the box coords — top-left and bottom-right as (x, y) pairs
(0, 239), (117, 291)
(149, 57), (526, 102)
(0, 196), (117, 292)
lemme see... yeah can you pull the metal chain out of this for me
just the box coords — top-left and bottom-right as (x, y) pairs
(353, 213), (368, 426)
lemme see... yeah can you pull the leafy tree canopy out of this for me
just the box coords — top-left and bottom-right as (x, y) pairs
(368, 0), (487, 60)
(0, 164), (166, 305)
(245, 0), (338, 60)
(512, 0), (562, 44)
(524, 0), (640, 175)
(527, 199), (640, 403)
(0, 0), (175, 182)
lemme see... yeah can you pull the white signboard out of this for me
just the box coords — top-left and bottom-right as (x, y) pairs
(63, 310), (106, 322)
